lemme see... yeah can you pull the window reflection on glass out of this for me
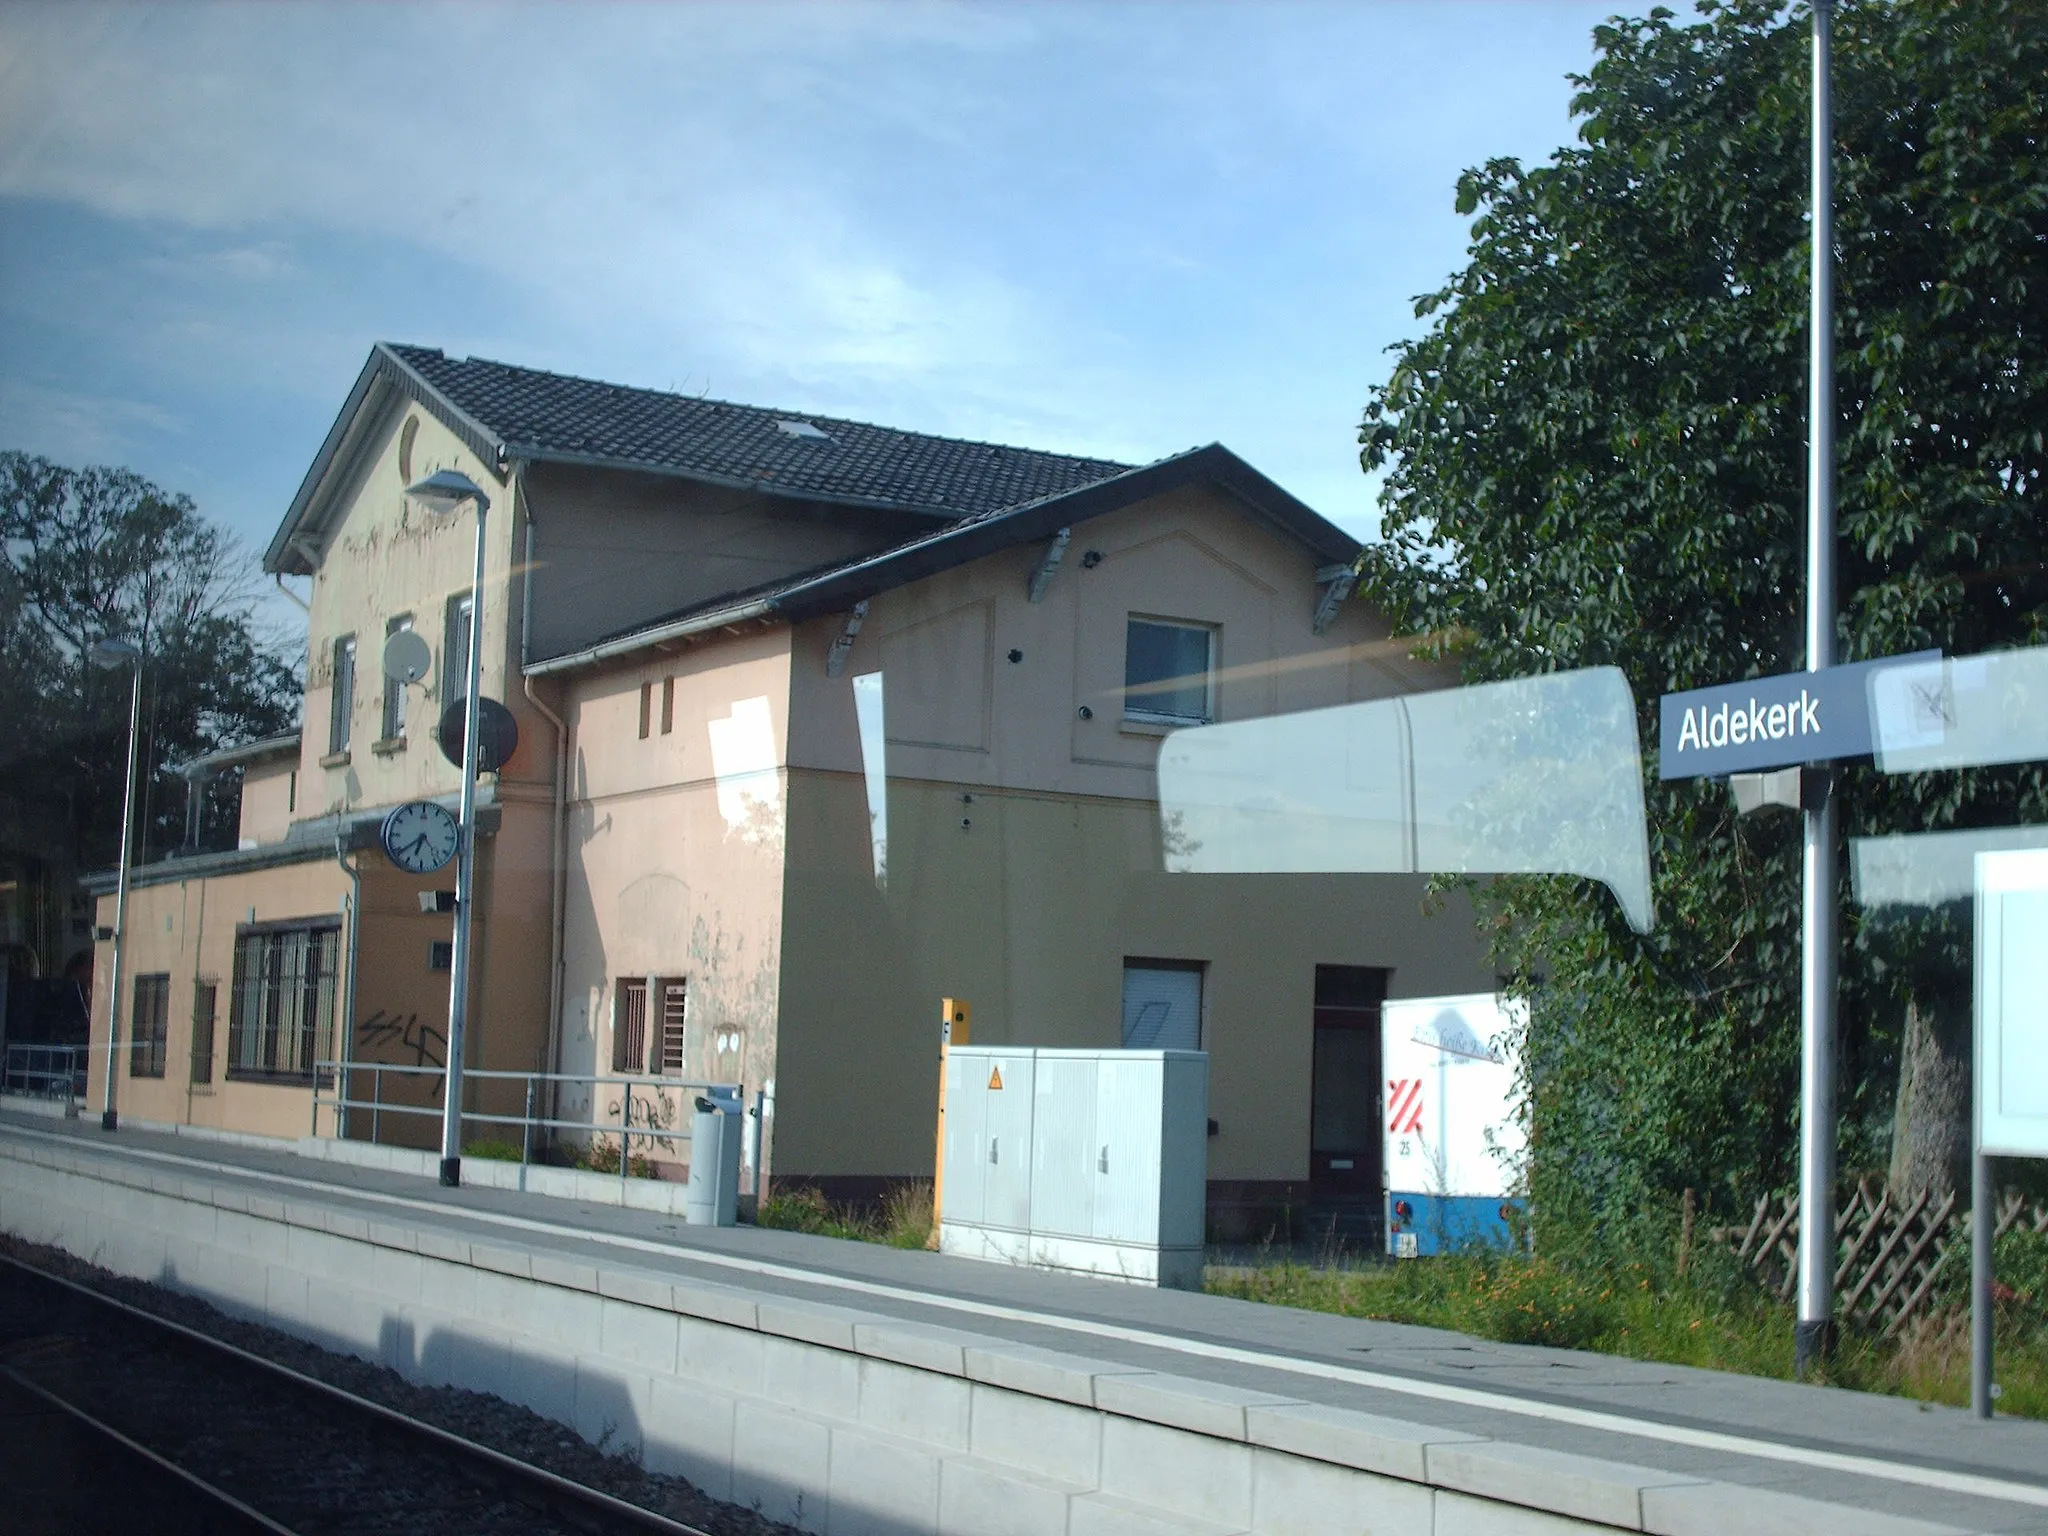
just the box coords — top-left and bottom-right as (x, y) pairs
(1869, 645), (2048, 774)
(851, 670), (888, 886)
(1156, 666), (1654, 933)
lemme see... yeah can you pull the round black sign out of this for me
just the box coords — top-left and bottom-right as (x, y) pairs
(436, 696), (520, 773)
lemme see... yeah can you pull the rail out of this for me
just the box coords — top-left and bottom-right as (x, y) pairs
(309, 1061), (759, 1197)
(1, 1250), (714, 1535)
(1, 1042), (87, 1105)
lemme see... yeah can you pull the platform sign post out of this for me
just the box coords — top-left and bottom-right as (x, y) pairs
(1971, 849), (2048, 1417)
(928, 998), (970, 1249)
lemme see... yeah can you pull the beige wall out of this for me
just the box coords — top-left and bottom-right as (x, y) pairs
(238, 759), (299, 847)
(84, 819), (554, 1151)
(296, 405), (551, 822)
(523, 462), (933, 663)
(87, 860), (350, 1140)
(772, 776), (1491, 1187)
(554, 628), (793, 1154)
(772, 483), (1486, 1187)
(786, 484), (1450, 797)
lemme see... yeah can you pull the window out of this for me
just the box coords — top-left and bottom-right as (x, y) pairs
(613, 977), (648, 1071)
(1120, 960), (1203, 1050)
(660, 676), (675, 735)
(429, 940), (452, 972)
(190, 981), (217, 1084)
(129, 973), (169, 1078)
(656, 979), (687, 1075)
(638, 681), (652, 740)
(443, 592), (474, 704)
(329, 635), (356, 754)
(1124, 618), (1215, 725)
(227, 922), (341, 1082)
(381, 614), (413, 741)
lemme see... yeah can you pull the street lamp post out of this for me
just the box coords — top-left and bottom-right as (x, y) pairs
(406, 469), (490, 1188)
(89, 636), (145, 1132)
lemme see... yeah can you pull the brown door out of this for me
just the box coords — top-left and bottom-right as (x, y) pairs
(1310, 966), (1387, 1209)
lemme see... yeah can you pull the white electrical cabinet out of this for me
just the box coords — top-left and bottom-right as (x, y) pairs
(940, 1046), (1208, 1288)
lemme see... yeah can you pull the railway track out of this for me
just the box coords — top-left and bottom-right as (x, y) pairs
(0, 1250), (728, 1536)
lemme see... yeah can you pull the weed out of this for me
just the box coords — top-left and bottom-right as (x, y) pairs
(461, 1137), (526, 1163)
(576, 1139), (658, 1179)
(756, 1181), (934, 1248)
(1206, 1251), (2048, 1417)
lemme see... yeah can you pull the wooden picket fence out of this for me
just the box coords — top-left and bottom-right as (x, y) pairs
(1709, 1178), (2048, 1338)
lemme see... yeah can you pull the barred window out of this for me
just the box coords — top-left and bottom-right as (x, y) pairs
(129, 973), (169, 1078)
(190, 980), (217, 1085)
(656, 979), (687, 1076)
(227, 923), (341, 1083)
(613, 977), (648, 1072)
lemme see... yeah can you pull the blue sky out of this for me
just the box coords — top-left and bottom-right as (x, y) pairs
(0, 1), (1617, 610)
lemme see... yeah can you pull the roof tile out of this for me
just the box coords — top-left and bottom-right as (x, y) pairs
(388, 345), (1131, 518)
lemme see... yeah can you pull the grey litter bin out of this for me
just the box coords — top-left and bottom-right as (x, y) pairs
(686, 1091), (743, 1227)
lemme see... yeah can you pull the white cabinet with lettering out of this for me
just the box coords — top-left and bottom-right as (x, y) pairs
(940, 1045), (1208, 1288)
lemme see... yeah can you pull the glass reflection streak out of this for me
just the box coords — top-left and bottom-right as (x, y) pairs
(1156, 667), (1655, 933)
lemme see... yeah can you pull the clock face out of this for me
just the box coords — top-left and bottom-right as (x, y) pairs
(380, 800), (459, 875)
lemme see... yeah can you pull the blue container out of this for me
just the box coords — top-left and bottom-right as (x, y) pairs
(1386, 1192), (1524, 1256)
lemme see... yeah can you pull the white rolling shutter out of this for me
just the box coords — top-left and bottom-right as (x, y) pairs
(1120, 964), (1202, 1050)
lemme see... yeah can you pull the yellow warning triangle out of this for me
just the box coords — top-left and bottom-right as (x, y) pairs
(988, 1066), (1004, 1090)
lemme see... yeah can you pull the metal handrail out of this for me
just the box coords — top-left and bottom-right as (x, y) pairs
(309, 1061), (743, 1191)
(1, 1043), (88, 1104)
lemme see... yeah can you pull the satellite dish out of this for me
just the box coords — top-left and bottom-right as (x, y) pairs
(437, 696), (520, 773)
(382, 629), (432, 685)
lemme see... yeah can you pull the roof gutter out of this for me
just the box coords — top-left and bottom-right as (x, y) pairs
(522, 596), (781, 677)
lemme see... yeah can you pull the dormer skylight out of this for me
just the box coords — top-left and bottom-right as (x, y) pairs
(775, 419), (833, 442)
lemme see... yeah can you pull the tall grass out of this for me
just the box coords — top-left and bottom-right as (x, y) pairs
(757, 1180), (934, 1250)
(1205, 1248), (2048, 1416)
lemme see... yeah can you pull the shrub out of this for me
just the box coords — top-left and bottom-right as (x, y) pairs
(461, 1137), (526, 1163)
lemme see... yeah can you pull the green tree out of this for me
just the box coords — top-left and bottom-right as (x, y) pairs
(0, 452), (301, 882)
(1358, 0), (2048, 1245)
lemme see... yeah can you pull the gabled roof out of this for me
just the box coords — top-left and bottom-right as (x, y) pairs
(267, 342), (1132, 572)
(164, 731), (300, 780)
(527, 443), (1363, 675)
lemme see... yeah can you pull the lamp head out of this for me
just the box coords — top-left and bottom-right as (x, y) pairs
(87, 637), (142, 671)
(406, 469), (490, 517)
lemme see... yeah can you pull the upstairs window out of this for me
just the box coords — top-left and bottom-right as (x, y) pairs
(443, 592), (474, 704)
(381, 615), (414, 742)
(1124, 618), (1215, 726)
(329, 636), (356, 754)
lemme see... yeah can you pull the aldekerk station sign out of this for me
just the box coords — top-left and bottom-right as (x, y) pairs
(1657, 652), (1938, 780)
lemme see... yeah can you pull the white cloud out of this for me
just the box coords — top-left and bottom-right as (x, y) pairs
(0, 375), (185, 463)
(0, 0), (1607, 532)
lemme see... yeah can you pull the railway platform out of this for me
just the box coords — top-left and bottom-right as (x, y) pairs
(3, 1107), (2045, 1536)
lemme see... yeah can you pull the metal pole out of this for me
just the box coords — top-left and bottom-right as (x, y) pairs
(439, 498), (488, 1187)
(100, 659), (144, 1132)
(1973, 1149), (1995, 1417)
(522, 1075), (535, 1167)
(1794, 0), (1839, 1379)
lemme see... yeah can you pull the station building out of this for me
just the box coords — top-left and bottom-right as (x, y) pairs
(82, 343), (1491, 1237)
